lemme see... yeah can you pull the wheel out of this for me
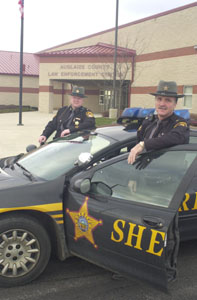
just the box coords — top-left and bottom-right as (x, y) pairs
(0, 213), (51, 287)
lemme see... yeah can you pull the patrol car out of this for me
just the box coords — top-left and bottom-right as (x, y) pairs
(0, 110), (196, 288)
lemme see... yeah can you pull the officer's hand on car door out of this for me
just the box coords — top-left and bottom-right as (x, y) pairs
(128, 143), (144, 164)
(38, 135), (47, 144)
(61, 129), (70, 137)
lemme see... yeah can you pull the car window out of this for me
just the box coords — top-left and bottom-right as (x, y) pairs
(91, 151), (197, 208)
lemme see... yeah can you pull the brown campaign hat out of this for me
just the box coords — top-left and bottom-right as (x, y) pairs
(150, 80), (184, 98)
(70, 86), (87, 98)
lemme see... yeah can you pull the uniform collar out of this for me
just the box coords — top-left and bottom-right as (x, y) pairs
(69, 105), (82, 113)
(156, 112), (175, 123)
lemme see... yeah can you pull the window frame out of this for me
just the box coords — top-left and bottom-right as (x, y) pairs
(86, 147), (197, 210)
(99, 89), (113, 106)
(183, 85), (193, 109)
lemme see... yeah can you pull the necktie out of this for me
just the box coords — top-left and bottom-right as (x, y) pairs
(61, 110), (75, 131)
(66, 110), (75, 127)
(148, 120), (161, 139)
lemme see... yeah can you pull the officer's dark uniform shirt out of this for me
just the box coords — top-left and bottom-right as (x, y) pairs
(137, 112), (189, 151)
(41, 106), (95, 139)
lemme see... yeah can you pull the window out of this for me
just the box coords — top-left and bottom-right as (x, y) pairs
(99, 90), (104, 105)
(99, 90), (112, 105)
(183, 86), (193, 108)
(91, 151), (197, 208)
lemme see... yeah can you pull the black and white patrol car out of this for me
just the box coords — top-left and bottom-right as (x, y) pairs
(0, 111), (197, 289)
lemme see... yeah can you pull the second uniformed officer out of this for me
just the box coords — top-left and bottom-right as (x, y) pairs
(38, 86), (95, 144)
(128, 80), (190, 164)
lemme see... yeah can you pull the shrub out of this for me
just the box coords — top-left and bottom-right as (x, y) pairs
(0, 105), (37, 114)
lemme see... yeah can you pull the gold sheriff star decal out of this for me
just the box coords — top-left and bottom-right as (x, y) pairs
(66, 197), (103, 248)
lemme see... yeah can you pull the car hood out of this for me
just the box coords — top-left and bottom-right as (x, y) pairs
(0, 167), (30, 189)
(0, 168), (13, 180)
(0, 167), (65, 210)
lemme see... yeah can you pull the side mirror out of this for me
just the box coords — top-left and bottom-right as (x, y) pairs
(76, 152), (93, 166)
(73, 178), (91, 194)
(73, 179), (112, 196)
(91, 182), (112, 196)
(26, 144), (37, 153)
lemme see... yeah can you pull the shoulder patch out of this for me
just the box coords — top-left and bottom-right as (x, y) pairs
(145, 114), (154, 121)
(86, 111), (94, 118)
(173, 121), (187, 128)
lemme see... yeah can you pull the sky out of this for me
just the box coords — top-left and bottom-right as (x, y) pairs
(0, 0), (195, 53)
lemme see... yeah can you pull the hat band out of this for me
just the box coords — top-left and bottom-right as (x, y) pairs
(71, 92), (86, 98)
(158, 90), (177, 95)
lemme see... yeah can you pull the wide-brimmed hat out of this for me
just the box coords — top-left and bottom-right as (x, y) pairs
(150, 80), (184, 98)
(70, 86), (87, 98)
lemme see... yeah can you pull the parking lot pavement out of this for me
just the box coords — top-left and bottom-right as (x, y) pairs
(0, 111), (56, 158)
(0, 111), (102, 158)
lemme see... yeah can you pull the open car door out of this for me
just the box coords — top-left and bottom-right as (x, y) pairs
(65, 146), (197, 289)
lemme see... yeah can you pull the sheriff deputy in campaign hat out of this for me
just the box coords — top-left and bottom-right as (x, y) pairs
(128, 80), (190, 164)
(39, 86), (95, 143)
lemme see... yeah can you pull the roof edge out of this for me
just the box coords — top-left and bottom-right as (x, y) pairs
(37, 42), (136, 57)
(0, 50), (36, 55)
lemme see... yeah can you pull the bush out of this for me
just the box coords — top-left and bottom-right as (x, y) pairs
(0, 105), (37, 114)
(95, 117), (117, 127)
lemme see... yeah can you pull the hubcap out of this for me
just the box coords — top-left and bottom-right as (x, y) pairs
(0, 229), (40, 278)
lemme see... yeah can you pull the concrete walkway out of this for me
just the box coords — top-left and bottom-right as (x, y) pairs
(0, 111), (103, 158)
(0, 111), (56, 158)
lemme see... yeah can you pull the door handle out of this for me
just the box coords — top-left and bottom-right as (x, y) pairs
(143, 216), (164, 229)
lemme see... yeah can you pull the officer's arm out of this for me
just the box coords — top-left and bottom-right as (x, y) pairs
(144, 121), (189, 151)
(41, 110), (61, 139)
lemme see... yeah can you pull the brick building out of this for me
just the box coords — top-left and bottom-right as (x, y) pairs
(1, 2), (197, 114)
(0, 51), (39, 108)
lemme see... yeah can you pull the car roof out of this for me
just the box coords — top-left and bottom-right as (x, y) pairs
(95, 125), (197, 141)
(51, 125), (197, 145)
(95, 125), (137, 141)
(51, 125), (137, 145)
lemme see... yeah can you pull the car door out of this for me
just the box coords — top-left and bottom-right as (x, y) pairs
(178, 151), (197, 241)
(64, 147), (197, 289)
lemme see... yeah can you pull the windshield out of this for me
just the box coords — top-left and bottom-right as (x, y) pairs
(18, 133), (111, 180)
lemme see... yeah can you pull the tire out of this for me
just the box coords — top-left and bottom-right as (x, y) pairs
(0, 213), (51, 287)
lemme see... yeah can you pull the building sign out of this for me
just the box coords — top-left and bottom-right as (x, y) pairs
(47, 63), (131, 80)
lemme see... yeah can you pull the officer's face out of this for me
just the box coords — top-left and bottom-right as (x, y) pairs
(155, 96), (177, 120)
(70, 96), (84, 109)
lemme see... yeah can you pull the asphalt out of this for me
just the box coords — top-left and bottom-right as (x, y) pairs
(0, 111), (56, 158)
